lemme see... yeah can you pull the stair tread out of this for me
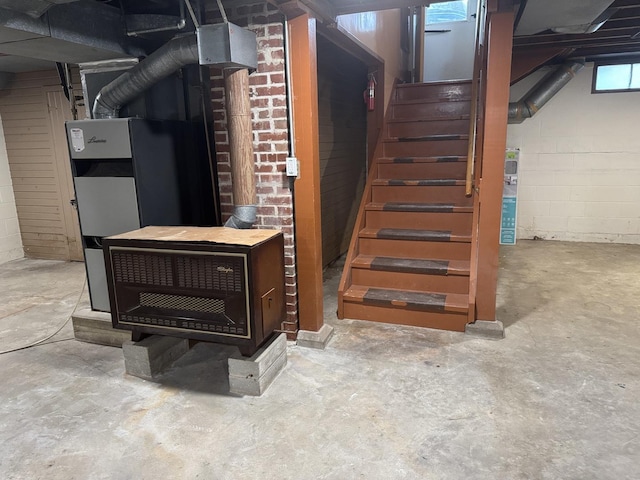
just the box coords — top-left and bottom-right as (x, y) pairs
(388, 114), (470, 124)
(396, 80), (472, 88)
(392, 97), (471, 106)
(366, 202), (473, 213)
(378, 156), (466, 164)
(352, 255), (470, 276)
(372, 178), (465, 186)
(360, 227), (471, 243)
(343, 285), (468, 314)
(388, 134), (470, 142)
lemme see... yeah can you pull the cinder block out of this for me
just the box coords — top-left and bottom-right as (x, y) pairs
(123, 335), (190, 380)
(466, 320), (505, 339)
(296, 324), (334, 350)
(72, 308), (130, 348)
(228, 333), (287, 396)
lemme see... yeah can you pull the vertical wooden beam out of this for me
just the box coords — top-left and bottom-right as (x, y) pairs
(289, 14), (324, 332)
(475, 9), (514, 322)
(225, 68), (256, 206)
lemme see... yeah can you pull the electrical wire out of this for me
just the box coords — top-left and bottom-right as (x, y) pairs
(0, 275), (88, 355)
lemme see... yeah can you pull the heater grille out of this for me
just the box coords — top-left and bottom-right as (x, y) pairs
(139, 292), (226, 314)
(113, 251), (173, 286)
(176, 255), (243, 292)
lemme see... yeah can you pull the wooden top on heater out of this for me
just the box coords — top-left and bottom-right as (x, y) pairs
(107, 226), (282, 247)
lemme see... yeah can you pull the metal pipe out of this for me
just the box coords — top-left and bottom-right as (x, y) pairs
(284, 18), (295, 158)
(508, 60), (585, 123)
(92, 34), (199, 119)
(184, 0), (200, 28)
(128, 2), (186, 36)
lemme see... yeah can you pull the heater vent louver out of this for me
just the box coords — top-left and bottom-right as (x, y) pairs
(176, 255), (243, 292)
(113, 251), (173, 286)
(139, 292), (226, 315)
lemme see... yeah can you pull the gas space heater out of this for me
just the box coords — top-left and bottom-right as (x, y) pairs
(103, 226), (285, 356)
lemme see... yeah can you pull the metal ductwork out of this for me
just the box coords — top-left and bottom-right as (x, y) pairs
(93, 22), (259, 229)
(0, 1), (145, 64)
(93, 23), (258, 118)
(508, 60), (585, 124)
(93, 34), (199, 119)
(0, 0), (80, 18)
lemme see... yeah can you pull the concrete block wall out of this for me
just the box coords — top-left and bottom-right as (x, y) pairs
(507, 63), (640, 244)
(0, 115), (23, 264)
(207, 3), (298, 337)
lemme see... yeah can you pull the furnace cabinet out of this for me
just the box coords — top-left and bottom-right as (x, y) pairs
(66, 118), (215, 312)
(103, 227), (285, 356)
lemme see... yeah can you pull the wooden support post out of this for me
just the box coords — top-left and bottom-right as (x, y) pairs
(225, 68), (256, 206)
(475, 9), (514, 322)
(288, 14), (324, 332)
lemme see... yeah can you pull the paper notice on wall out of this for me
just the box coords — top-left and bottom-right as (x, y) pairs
(500, 149), (519, 245)
(70, 128), (85, 152)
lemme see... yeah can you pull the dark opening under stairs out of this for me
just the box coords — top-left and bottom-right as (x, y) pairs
(338, 80), (477, 332)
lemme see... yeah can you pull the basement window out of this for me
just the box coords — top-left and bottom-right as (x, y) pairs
(593, 62), (640, 93)
(426, 0), (468, 25)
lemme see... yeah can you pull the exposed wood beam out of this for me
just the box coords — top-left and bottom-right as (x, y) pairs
(514, 28), (640, 48)
(510, 46), (570, 84)
(612, 0), (640, 8)
(580, 45), (640, 58)
(288, 14), (324, 333)
(334, 0), (434, 16)
(475, 8), (514, 323)
(267, 0), (334, 21)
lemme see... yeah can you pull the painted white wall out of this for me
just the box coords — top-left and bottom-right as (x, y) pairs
(0, 114), (23, 263)
(507, 63), (640, 244)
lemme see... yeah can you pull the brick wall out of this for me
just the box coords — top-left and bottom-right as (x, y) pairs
(0, 115), (23, 264)
(507, 63), (640, 244)
(206, 3), (299, 336)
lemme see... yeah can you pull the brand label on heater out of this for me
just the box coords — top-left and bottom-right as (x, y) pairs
(70, 128), (85, 152)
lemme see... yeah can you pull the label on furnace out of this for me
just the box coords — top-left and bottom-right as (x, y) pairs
(70, 128), (85, 152)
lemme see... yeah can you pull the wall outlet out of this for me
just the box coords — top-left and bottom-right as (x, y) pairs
(286, 156), (299, 177)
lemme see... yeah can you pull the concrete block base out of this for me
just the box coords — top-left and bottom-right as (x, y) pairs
(123, 335), (190, 380)
(228, 333), (287, 396)
(296, 324), (334, 350)
(465, 320), (505, 339)
(72, 308), (130, 348)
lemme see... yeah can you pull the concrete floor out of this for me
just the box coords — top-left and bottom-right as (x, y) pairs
(0, 241), (639, 480)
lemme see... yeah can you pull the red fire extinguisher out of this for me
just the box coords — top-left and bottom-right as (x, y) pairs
(364, 73), (376, 111)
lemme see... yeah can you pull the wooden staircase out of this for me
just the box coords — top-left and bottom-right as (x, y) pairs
(337, 80), (476, 332)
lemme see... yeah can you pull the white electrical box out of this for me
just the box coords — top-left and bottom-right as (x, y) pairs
(286, 157), (299, 177)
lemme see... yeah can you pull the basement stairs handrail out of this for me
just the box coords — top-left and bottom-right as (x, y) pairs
(465, 1), (485, 197)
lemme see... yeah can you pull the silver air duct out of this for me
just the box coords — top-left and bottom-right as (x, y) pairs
(92, 22), (259, 228)
(93, 34), (198, 119)
(508, 60), (585, 124)
(92, 23), (258, 119)
(225, 205), (257, 229)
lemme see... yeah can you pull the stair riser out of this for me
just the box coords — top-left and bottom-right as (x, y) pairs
(342, 302), (468, 331)
(383, 139), (468, 157)
(392, 101), (471, 120)
(359, 238), (471, 260)
(365, 211), (472, 233)
(388, 119), (469, 138)
(395, 83), (472, 102)
(372, 185), (472, 204)
(377, 162), (467, 180)
(351, 268), (469, 294)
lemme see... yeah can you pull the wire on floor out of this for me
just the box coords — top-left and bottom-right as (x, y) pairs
(0, 275), (87, 355)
